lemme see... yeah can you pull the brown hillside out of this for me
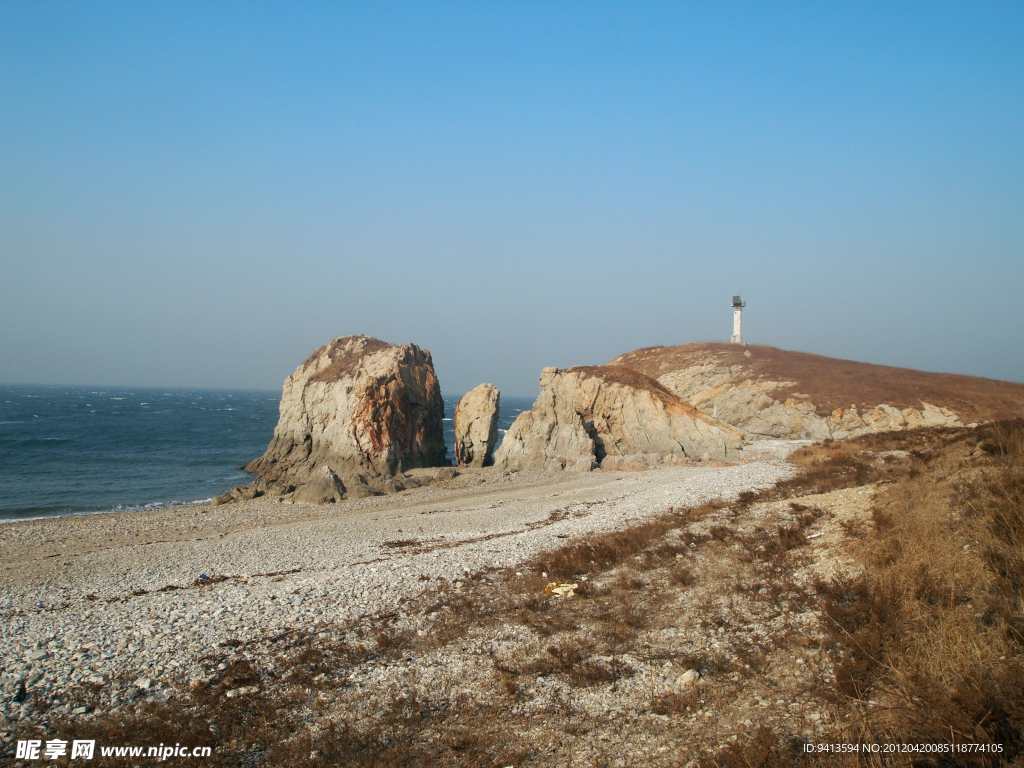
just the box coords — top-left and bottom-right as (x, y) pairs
(609, 343), (1024, 422)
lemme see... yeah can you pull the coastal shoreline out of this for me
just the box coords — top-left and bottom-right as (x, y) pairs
(0, 498), (216, 527)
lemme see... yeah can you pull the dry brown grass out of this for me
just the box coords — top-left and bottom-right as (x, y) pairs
(699, 423), (1024, 767)
(383, 539), (422, 549)
(695, 726), (809, 768)
(530, 502), (718, 580)
(817, 420), (1024, 764)
(46, 633), (530, 768)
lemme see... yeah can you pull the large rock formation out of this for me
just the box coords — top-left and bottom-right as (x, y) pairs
(244, 335), (447, 501)
(609, 343), (1024, 440)
(493, 366), (743, 472)
(453, 384), (500, 467)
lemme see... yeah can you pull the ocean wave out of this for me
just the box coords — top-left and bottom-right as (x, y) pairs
(1, 497), (219, 524)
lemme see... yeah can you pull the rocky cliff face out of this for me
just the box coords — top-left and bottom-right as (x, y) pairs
(656, 361), (964, 440)
(493, 366), (743, 472)
(453, 384), (500, 468)
(244, 335), (447, 501)
(608, 345), (987, 441)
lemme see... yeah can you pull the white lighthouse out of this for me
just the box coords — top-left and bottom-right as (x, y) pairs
(731, 295), (745, 344)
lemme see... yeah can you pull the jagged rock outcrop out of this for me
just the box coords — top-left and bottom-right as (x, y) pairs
(243, 335), (447, 501)
(453, 384), (500, 467)
(493, 366), (743, 472)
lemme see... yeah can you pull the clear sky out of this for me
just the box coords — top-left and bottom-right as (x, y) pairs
(2, 2), (1022, 397)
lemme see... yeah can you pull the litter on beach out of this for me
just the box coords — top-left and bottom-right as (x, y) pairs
(544, 582), (578, 598)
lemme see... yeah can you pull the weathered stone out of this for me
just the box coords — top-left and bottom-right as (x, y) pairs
(244, 335), (447, 501)
(229, 482), (264, 502)
(599, 455), (647, 472)
(453, 384), (500, 467)
(210, 480), (269, 506)
(610, 345), (966, 440)
(655, 363), (831, 440)
(291, 466), (347, 504)
(397, 472), (427, 490)
(676, 669), (700, 689)
(225, 685), (258, 698)
(494, 366), (743, 472)
(600, 453), (671, 472)
(369, 476), (405, 495)
(827, 402), (961, 440)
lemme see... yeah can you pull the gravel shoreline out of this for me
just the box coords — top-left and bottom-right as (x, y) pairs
(0, 458), (797, 728)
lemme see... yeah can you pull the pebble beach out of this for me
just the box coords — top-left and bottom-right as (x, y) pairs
(0, 458), (796, 727)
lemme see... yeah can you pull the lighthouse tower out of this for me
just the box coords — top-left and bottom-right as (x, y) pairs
(731, 295), (746, 344)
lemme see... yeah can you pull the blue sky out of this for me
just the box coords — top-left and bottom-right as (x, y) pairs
(1, 2), (1021, 396)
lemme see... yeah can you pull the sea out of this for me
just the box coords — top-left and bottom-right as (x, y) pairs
(0, 386), (534, 523)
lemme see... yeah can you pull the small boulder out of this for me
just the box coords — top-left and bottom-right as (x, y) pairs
(292, 466), (346, 504)
(398, 472), (426, 489)
(370, 476), (406, 494)
(229, 482), (264, 502)
(344, 481), (380, 499)
(675, 669), (700, 689)
(225, 685), (259, 698)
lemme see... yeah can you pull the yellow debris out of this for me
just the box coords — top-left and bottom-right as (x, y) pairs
(544, 582), (578, 598)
